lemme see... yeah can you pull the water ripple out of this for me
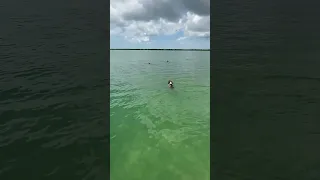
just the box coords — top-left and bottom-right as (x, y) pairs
(110, 50), (210, 180)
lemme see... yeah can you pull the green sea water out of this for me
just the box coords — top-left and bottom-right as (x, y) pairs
(110, 50), (210, 180)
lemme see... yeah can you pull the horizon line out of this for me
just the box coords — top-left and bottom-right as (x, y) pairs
(110, 48), (210, 51)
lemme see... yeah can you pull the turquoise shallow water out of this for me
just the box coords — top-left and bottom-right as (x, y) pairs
(110, 50), (210, 180)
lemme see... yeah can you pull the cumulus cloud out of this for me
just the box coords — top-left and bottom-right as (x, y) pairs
(110, 0), (210, 43)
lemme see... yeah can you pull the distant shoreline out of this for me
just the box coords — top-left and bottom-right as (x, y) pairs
(110, 49), (210, 51)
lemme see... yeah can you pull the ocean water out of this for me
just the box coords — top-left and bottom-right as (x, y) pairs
(0, 46), (109, 179)
(212, 0), (320, 179)
(0, 0), (109, 179)
(110, 50), (210, 180)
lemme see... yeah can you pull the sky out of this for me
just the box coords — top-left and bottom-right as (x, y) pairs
(110, 0), (210, 49)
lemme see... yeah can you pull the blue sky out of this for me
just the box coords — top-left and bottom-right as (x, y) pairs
(110, 30), (210, 49)
(110, 0), (210, 49)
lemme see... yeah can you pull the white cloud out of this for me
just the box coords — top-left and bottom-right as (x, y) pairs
(177, 36), (188, 41)
(110, 0), (210, 43)
(184, 12), (210, 37)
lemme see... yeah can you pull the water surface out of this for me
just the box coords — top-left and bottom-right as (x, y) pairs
(0, 0), (108, 178)
(212, 0), (320, 179)
(110, 50), (210, 180)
